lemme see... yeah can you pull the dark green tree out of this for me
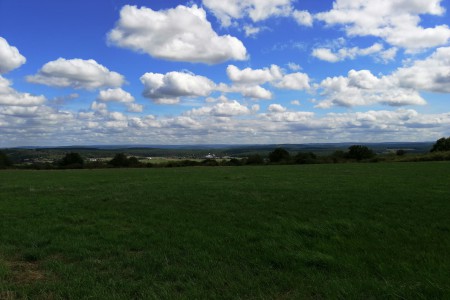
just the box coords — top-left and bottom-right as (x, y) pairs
(245, 154), (264, 165)
(431, 137), (450, 152)
(109, 153), (129, 167)
(0, 151), (12, 169)
(295, 152), (317, 164)
(60, 152), (84, 168)
(346, 145), (375, 161)
(268, 148), (290, 163)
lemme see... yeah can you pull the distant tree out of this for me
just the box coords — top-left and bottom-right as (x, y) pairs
(59, 152), (84, 168)
(431, 137), (450, 152)
(245, 154), (264, 165)
(346, 145), (375, 161)
(127, 156), (140, 167)
(269, 148), (290, 163)
(109, 153), (129, 167)
(295, 152), (317, 164)
(396, 149), (407, 156)
(0, 151), (12, 169)
(330, 150), (346, 163)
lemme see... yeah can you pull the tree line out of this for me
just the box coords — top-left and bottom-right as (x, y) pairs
(1, 137), (450, 170)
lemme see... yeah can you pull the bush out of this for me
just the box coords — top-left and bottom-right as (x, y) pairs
(59, 152), (84, 168)
(269, 148), (290, 163)
(108, 154), (144, 168)
(295, 152), (317, 164)
(0, 151), (12, 169)
(346, 145), (375, 161)
(245, 154), (264, 165)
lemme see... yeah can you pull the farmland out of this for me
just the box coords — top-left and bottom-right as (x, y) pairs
(1, 163), (449, 299)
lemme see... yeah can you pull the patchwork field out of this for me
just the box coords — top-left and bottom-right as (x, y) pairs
(1, 163), (449, 299)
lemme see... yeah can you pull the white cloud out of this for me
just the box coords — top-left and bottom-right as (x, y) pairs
(0, 75), (46, 106)
(203, 0), (293, 26)
(268, 104), (287, 113)
(394, 46), (450, 93)
(274, 72), (310, 90)
(312, 48), (340, 63)
(227, 64), (282, 85)
(97, 88), (134, 103)
(217, 83), (273, 100)
(27, 58), (125, 90)
(291, 100), (301, 106)
(317, 69), (426, 108)
(312, 43), (395, 62)
(140, 71), (216, 104)
(243, 25), (261, 37)
(187, 100), (250, 117)
(108, 5), (247, 64)
(292, 10), (313, 27)
(316, 0), (450, 52)
(126, 103), (144, 113)
(287, 62), (301, 71)
(0, 37), (26, 74)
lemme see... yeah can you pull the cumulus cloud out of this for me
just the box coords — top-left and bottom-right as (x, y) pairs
(0, 37), (26, 74)
(27, 58), (125, 90)
(217, 83), (273, 100)
(312, 43), (397, 63)
(108, 5), (247, 64)
(203, 0), (293, 26)
(274, 73), (310, 90)
(186, 100), (251, 117)
(268, 104), (287, 113)
(292, 10), (313, 26)
(316, 0), (450, 52)
(223, 64), (310, 99)
(126, 103), (144, 113)
(227, 64), (283, 85)
(140, 71), (216, 104)
(316, 69), (426, 108)
(0, 75), (46, 106)
(394, 46), (450, 93)
(97, 88), (134, 103)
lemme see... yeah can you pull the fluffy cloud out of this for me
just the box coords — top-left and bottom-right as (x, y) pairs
(97, 88), (134, 103)
(186, 100), (250, 117)
(316, 0), (450, 51)
(268, 104), (287, 113)
(274, 73), (310, 90)
(0, 75), (46, 106)
(317, 69), (426, 108)
(223, 64), (310, 99)
(312, 43), (397, 63)
(0, 37), (26, 74)
(292, 10), (313, 26)
(27, 58), (125, 90)
(203, 0), (293, 26)
(394, 46), (450, 93)
(108, 5), (247, 64)
(140, 71), (216, 104)
(227, 64), (282, 85)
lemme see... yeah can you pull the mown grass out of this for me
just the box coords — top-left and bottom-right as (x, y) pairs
(1, 163), (449, 299)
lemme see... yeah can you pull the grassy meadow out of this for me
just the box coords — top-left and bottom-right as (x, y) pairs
(1, 163), (449, 299)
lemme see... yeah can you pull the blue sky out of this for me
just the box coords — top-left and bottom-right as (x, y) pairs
(1, 0), (450, 146)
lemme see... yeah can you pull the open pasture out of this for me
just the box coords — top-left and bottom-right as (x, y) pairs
(1, 163), (449, 299)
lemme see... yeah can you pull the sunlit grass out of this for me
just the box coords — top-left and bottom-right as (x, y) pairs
(1, 163), (449, 299)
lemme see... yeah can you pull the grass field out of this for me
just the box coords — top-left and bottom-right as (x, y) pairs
(1, 163), (449, 299)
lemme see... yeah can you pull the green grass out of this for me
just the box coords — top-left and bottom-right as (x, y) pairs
(1, 163), (449, 299)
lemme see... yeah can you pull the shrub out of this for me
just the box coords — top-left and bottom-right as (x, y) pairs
(269, 148), (290, 163)
(346, 145), (375, 161)
(59, 152), (84, 168)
